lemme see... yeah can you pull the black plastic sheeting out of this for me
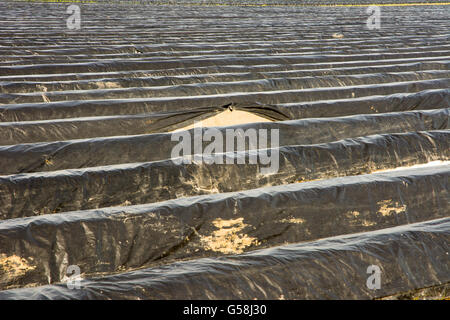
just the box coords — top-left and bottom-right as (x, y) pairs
(3, 52), (450, 76)
(1, 1), (449, 300)
(2, 61), (449, 94)
(0, 83), (448, 123)
(1, 216), (448, 299)
(0, 164), (448, 289)
(0, 130), (448, 219)
(1, 59), (448, 83)
(2, 71), (449, 104)
(262, 89), (450, 120)
(2, 42), (448, 63)
(0, 89), (448, 146)
(1, 108), (448, 175)
(0, 106), (225, 146)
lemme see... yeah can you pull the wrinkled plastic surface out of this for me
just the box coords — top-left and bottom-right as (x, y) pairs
(1, 217), (448, 299)
(0, 130), (448, 219)
(1, 84), (449, 123)
(0, 165), (448, 289)
(0, 2), (449, 299)
(0, 108), (447, 174)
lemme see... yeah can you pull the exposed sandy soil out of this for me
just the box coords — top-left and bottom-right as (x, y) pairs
(175, 109), (272, 132)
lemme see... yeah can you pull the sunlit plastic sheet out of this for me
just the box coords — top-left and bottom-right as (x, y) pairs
(3, 51), (450, 76)
(0, 90), (449, 145)
(2, 46), (448, 65)
(0, 89), (448, 145)
(0, 217), (448, 299)
(0, 130), (448, 219)
(2, 71), (449, 104)
(0, 83), (448, 122)
(2, 61), (449, 94)
(0, 108), (448, 174)
(1, 0), (449, 300)
(0, 106), (224, 146)
(0, 164), (448, 288)
(253, 89), (450, 120)
(1, 60), (449, 84)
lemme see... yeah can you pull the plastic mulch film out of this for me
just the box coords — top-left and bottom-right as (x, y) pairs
(1, 217), (448, 299)
(0, 130), (448, 219)
(0, 164), (448, 289)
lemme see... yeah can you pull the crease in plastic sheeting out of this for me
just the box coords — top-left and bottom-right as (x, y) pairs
(0, 217), (448, 300)
(0, 130), (448, 219)
(0, 108), (448, 175)
(0, 164), (448, 288)
(1, 81), (449, 122)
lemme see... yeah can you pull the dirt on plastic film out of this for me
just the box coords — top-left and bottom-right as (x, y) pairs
(0, 90), (448, 145)
(0, 164), (448, 289)
(0, 1), (449, 299)
(0, 130), (448, 219)
(0, 4), (449, 123)
(379, 282), (449, 300)
(0, 217), (448, 299)
(0, 108), (448, 175)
